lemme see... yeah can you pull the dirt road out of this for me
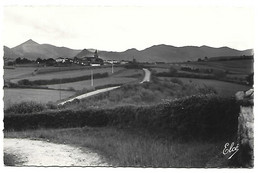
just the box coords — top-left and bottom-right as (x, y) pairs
(4, 138), (109, 166)
(59, 68), (151, 105)
(140, 68), (151, 83)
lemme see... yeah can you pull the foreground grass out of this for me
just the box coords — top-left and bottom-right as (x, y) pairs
(4, 127), (230, 167)
(4, 153), (24, 166)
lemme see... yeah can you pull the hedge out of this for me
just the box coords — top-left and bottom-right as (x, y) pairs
(4, 95), (240, 140)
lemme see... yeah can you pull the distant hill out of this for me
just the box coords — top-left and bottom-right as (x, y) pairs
(3, 39), (253, 63)
(98, 44), (253, 62)
(4, 39), (81, 61)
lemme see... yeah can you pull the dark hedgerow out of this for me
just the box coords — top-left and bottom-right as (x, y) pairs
(4, 95), (240, 141)
(5, 101), (46, 114)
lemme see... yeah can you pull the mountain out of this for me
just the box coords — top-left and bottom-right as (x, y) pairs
(4, 39), (81, 61)
(98, 44), (253, 62)
(3, 46), (20, 62)
(3, 39), (253, 63)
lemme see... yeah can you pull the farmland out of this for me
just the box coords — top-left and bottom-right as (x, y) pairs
(3, 88), (75, 109)
(160, 77), (251, 97)
(3, 66), (144, 106)
(10, 66), (124, 83)
(179, 59), (253, 74)
(46, 69), (143, 90)
(4, 67), (37, 80)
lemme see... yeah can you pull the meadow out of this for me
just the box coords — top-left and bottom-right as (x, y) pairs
(4, 67), (37, 80)
(160, 77), (251, 97)
(179, 59), (253, 74)
(3, 88), (75, 109)
(10, 66), (123, 83)
(46, 69), (143, 91)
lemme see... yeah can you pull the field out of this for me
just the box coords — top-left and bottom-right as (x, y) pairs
(4, 88), (75, 109)
(10, 66), (124, 83)
(160, 77), (251, 97)
(179, 59), (253, 74)
(4, 67), (37, 80)
(46, 69), (143, 91)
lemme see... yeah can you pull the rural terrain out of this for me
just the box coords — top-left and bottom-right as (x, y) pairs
(3, 40), (254, 167)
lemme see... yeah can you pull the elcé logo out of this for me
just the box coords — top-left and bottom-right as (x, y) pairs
(223, 142), (239, 159)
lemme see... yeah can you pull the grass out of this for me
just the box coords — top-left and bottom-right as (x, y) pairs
(160, 77), (251, 97)
(4, 88), (75, 109)
(60, 76), (219, 111)
(4, 127), (230, 167)
(4, 66), (37, 80)
(180, 59), (253, 74)
(46, 69), (144, 91)
(10, 67), (124, 83)
(4, 153), (24, 166)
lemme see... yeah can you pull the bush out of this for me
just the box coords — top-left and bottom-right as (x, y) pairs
(5, 101), (46, 114)
(4, 95), (240, 141)
(46, 102), (58, 110)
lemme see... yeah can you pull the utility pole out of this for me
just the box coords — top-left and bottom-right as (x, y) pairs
(59, 64), (61, 100)
(91, 68), (94, 86)
(112, 61), (114, 74)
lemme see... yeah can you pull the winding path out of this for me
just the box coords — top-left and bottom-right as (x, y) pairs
(59, 68), (151, 105)
(4, 138), (109, 166)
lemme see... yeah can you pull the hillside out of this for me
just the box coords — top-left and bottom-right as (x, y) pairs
(3, 39), (253, 63)
(4, 39), (81, 61)
(99, 45), (253, 62)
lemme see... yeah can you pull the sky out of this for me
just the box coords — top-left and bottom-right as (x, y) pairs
(3, 5), (254, 51)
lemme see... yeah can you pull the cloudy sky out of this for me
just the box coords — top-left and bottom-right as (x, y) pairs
(3, 5), (254, 51)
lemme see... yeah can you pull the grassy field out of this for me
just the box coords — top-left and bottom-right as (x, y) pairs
(179, 59), (253, 74)
(160, 77), (251, 97)
(10, 67), (124, 83)
(150, 67), (170, 73)
(4, 127), (228, 167)
(46, 69), (143, 91)
(4, 67), (37, 80)
(4, 88), (75, 109)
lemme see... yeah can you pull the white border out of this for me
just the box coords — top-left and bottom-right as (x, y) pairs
(0, 0), (258, 173)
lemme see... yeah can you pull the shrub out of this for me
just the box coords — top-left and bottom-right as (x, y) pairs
(4, 95), (240, 141)
(46, 101), (58, 110)
(5, 101), (46, 114)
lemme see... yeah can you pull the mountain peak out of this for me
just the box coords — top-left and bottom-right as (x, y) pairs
(24, 39), (38, 45)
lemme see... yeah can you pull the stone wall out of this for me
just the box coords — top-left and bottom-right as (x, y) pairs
(236, 89), (254, 167)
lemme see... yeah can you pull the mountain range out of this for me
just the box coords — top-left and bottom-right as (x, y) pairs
(3, 39), (253, 63)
